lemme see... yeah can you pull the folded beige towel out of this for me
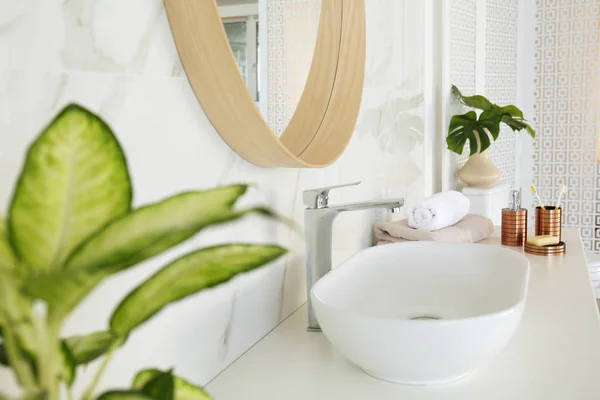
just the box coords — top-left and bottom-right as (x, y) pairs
(374, 214), (494, 245)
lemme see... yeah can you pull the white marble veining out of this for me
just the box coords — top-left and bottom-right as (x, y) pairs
(0, 0), (427, 397)
(0, 0), (183, 75)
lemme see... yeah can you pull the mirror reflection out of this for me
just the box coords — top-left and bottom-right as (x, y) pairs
(218, 0), (322, 136)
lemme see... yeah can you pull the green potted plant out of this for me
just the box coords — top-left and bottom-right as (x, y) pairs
(447, 85), (536, 187)
(0, 104), (288, 399)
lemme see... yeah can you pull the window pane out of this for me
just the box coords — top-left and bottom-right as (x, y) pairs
(256, 20), (260, 102)
(224, 21), (248, 83)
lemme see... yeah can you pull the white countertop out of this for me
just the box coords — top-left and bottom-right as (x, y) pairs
(206, 228), (600, 399)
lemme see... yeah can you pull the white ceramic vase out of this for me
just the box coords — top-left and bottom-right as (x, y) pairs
(457, 150), (500, 188)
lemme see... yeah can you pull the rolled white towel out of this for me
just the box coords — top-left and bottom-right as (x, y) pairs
(405, 191), (470, 231)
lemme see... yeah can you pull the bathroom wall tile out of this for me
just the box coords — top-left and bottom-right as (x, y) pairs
(0, 0), (428, 395)
(534, 0), (600, 252)
(0, 67), (426, 395)
(0, 0), (183, 76)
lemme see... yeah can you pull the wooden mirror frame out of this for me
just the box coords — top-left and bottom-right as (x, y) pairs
(164, 0), (366, 168)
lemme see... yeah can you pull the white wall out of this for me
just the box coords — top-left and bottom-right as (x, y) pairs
(0, 0), (427, 396)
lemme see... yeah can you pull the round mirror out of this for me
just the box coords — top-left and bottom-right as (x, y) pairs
(165, 0), (365, 168)
(218, 0), (322, 136)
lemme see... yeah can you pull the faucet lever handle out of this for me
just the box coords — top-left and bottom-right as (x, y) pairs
(302, 181), (361, 209)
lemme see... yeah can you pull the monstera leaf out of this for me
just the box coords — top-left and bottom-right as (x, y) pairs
(446, 111), (501, 155)
(448, 86), (536, 155)
(493, 104), (535, 137)
(451, 85), (493, 111)
(501, 114), (536, 137)
(8, 104), (132, 273)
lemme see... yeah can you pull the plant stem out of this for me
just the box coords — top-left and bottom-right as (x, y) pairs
(82, 343), (117, 400)
(36, 314), (61, 400)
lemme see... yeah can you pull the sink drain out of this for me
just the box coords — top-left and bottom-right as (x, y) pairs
(408, 314), (442, 321)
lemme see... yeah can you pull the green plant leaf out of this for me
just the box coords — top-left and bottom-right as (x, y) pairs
(447, 111), (501, 155)
(0, 343), (6, 365)
(450, 86), (535, 145)
(60, 341), (77, 386)
(0, 272), (38, 389)
(0, 337), (35, 368)
(494, 104), (524, 119)
(22, 267), (116, 322)
(64, 330), (116, 365)
(96, 391), (154, 400)
(1, 330), (107, 379)
(0, 272), (37, 357)
(525, 124), (536, 138)
(451, 85), (493, 111)
(110, 244), (287, 337)
(133, 369), (212, 400)
(23, 202), (275, 320)
(65, 185), (248, 271)
(9, 104), (132, 273)
(501, 115), (536, 138)
(478, 110), (502, 141)
(0, 339), (74, 384)
(139, 370), (174, 400)
(0, 217), (18, 271)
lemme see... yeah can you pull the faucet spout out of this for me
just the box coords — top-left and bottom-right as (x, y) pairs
(326, 200), (403, 214)
(304, 197), (403, 331)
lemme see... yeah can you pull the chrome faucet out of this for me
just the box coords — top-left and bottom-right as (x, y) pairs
(303, 181), (403, 331)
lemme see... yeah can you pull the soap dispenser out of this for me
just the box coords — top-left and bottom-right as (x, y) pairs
(501, 189), (527, 247)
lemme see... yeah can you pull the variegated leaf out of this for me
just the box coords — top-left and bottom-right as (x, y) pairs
(133, 369), (212, 400)
(138, 369), (174, 400)
(9, 104), (132, 272)
(65, 185), (247, 271)
(0, 217), (18, 271)
(23, 197), (271, 320)
(96, 391), (154, 400)
(60, 341), (76, 386)
(110, 244), (286, 337)
(64, 330), (115, 365)
(0, 271), (38, 389)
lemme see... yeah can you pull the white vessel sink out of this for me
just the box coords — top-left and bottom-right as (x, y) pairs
(311, 242), (530, 385)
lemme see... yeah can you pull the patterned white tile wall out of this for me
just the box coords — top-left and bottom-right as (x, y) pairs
(485, 0), (518, 185)
(450, 0), (477, 94)
(449, 0), (477, 180)
(267, 0), (320, 136)
(449, 0), (520, 187)
(533, 0), (600, 252)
